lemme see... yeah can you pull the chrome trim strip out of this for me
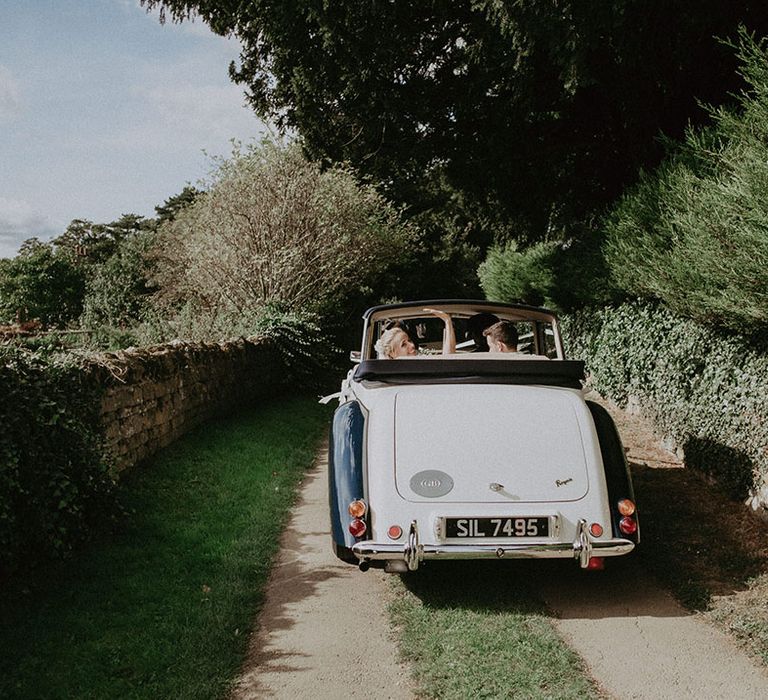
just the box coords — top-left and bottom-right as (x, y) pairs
(351, 537), (634, 565)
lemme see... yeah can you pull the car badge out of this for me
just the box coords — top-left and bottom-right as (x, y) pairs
(556, 477), (573, 487)
(410, 470), (454, 498)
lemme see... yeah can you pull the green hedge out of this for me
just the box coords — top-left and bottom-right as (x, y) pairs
(562, 302), (768, 504)
(0, 349), (117, 575)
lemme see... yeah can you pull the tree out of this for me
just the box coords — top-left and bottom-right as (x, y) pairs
(142, 1), (768, 243)
(53, 215), (151, 267)
(603, 31), (768, 334)
(154, 185), (202, 226)
(80, 231), (156, 330)
(0, 239), (86, 326)
(149, 139), (416, 334)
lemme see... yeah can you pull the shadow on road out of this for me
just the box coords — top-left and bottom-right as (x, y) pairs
(632, 459), (768, 610)
(398, 555), (683, 621)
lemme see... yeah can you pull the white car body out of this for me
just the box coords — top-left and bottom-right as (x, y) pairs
(328, 301), (638, 573)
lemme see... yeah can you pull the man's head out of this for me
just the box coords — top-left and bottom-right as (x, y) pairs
(465, 312), (499, 351)
(483, 320), (519, 352)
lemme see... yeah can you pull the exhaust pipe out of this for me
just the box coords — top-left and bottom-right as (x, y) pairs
(358, 559), (371, 572)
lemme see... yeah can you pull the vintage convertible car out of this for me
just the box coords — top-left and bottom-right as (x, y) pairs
(328, 300), (639, 573)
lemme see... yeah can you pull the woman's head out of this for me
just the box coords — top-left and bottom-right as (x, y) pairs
(376, 327), (417, 358)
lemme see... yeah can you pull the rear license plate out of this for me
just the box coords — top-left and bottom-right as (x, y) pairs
(445, 517), (549, 538)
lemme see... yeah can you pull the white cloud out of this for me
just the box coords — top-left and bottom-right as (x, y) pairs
(0, 197), (59, 259)
(0, 65), (23, 122)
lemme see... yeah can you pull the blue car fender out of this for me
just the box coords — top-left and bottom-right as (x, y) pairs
(328, 400), (366, 562)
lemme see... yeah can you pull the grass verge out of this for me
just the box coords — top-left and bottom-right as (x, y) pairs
(388, 561), (604, 699)
(0, 395), (329, 699)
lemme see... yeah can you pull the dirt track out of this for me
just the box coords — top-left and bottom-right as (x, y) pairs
(541, 562), (768, 699)
(231, 452), (412, 699)
(233, 433), (768, 699)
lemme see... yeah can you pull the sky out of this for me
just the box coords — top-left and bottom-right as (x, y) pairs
(0, 0), (266, 258)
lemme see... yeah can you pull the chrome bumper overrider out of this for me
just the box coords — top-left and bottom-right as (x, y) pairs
(351, 519), (635, 571)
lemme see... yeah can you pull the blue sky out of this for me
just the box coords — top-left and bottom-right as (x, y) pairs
(0, 0), (265, 258)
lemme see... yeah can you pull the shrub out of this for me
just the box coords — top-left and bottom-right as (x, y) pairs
(603, 30), (768, 334)
(547, 232), (620, 311)
(477, 231), (620, 312)
(149, 138), (417, 327)
(477, 241), (556, 306)
(0, 348), (117, 575)
(562, 302), (768, 503)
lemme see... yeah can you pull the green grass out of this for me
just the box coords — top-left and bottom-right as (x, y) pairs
(389, 561), (604, 699)
(0, 395), (329, 700)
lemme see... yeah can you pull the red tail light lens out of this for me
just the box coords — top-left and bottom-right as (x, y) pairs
(387, 525), (403, 540)
(619, 516), (638, 535)
(589, 523), (604, 537)
(348, 499), (367, 518)
(618, 498), (636, 516)
(348, 518), (367, 538)
(586, 556), (605, 570)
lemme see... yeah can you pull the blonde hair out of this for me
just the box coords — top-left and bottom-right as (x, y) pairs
(375, 327), (409, 359)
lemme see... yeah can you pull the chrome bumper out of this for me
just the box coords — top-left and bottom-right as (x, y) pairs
(351, 519), (635, 571)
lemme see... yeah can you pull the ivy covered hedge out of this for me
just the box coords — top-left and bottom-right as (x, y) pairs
(0, 348), (116, 576)
(561, 303), (768, 507)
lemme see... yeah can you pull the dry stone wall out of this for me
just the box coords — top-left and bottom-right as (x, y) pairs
(94, 338), (283, 472)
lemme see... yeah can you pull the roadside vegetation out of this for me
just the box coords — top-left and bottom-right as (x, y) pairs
(0, 396), (328, 699)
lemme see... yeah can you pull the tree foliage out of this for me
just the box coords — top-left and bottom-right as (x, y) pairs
(477, 231), (618, 312)
(149, 139), (416, 333)
(53, 215), (152, 268)
(0, 184), (201, 336)
(142, 0), (768, 242)
(80, 231), (156, 331)
(0, 240), (86, 326)
(477, 241), (556, 307)
(604, 30), (768, 334)
(154, 185), (202, 226)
